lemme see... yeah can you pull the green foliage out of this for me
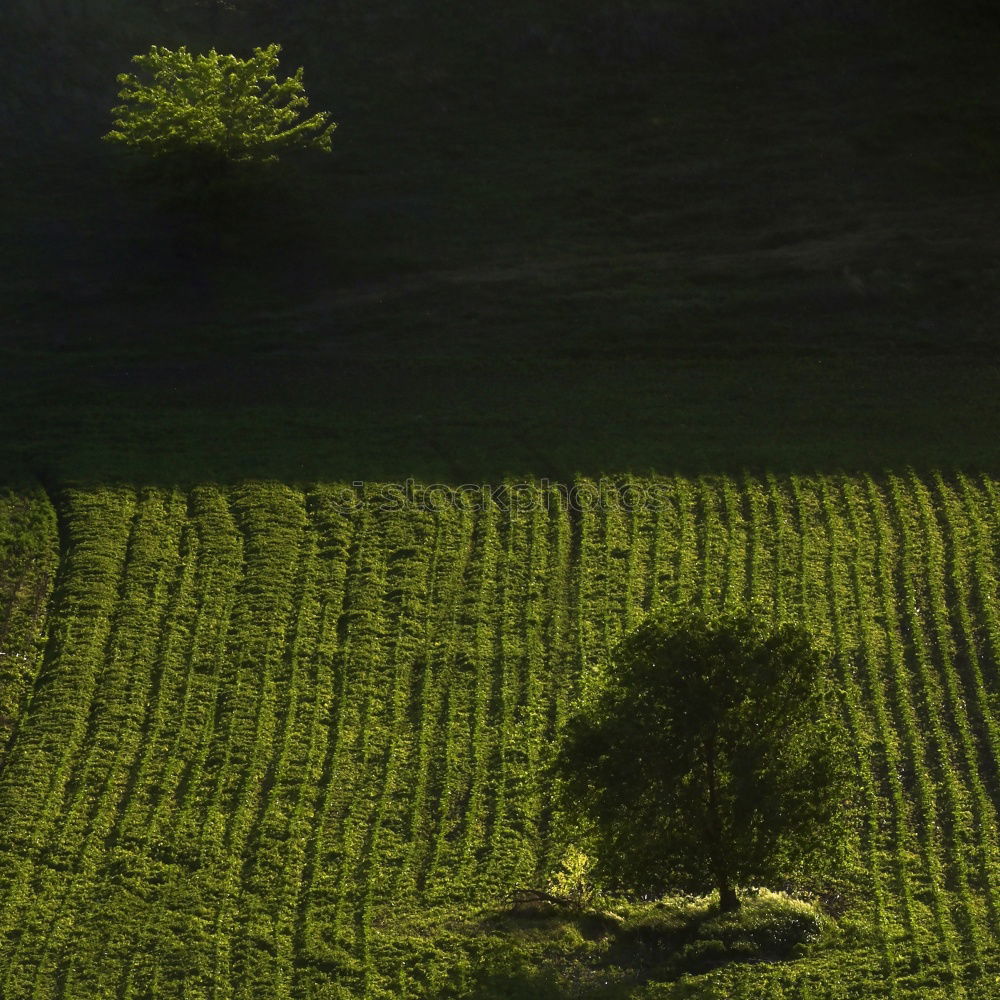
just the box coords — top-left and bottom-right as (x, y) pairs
(554, 607), (857, 911)
(546, 846), (599, 908)
(102, 43), (335, 195)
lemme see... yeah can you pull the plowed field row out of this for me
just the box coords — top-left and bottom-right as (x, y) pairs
(0, 477), (998, 998)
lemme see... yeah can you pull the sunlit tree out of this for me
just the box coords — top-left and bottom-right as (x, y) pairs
(103, 43), (335, 198)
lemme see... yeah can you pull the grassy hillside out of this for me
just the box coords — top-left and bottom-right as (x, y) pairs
(2, 2), (1000, 483)
(3, 4), (1000, 995)
(1, 475), (1000, 997)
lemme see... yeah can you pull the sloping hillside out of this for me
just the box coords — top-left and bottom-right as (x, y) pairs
(2, 2), (999, 483)
(1, 475), (999, 997)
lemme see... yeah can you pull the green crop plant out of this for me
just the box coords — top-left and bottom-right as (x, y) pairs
(0, 476), (999, 997)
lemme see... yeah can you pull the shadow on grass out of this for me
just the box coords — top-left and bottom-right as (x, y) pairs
(458, 890), (829, 998)
(4, 5), (1000, 489)
(7, 160), (1000, 488)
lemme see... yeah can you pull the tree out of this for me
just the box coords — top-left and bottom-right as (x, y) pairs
(552, 608), (856, 912)
(103, 43), (335, 199)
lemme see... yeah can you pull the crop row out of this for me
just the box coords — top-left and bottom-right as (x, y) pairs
(0, 488), (58, 739)
(0, 478), (999, 998)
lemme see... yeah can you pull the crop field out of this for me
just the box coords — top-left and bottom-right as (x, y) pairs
(3, 0), (999, 995)
(0, 475), (998, 997)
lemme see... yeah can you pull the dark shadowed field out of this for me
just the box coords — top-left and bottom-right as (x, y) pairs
(2, 0), (999, 487)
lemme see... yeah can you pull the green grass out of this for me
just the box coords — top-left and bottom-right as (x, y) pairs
(3, 3), (1000, 995)
(1, 475), (1000, 997)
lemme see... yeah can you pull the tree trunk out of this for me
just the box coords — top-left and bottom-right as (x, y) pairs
(718, 878), (740, 912)
(704, 738), (739, 912)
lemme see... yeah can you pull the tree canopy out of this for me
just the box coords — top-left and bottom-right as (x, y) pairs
(103, 43), (335, 193)
(553, 607), (856, 912)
